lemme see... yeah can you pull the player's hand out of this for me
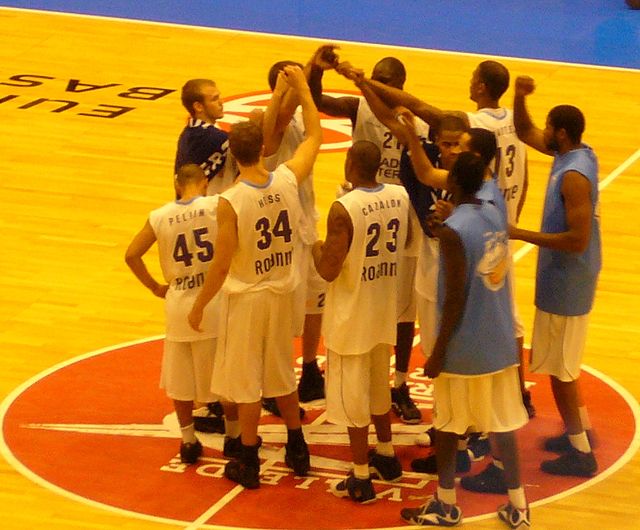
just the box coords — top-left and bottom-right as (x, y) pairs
(188, 305), (204, 332)
(152, 284), (169, 299)
(515, 76), (535, 97)
(312, 44), (340, 70)
(426, 212), (444, 236)
(435, 200), (454, 221)
(394, 106), (417, 134)
(336, 61), (364, 84)
(282, 65), (308, 92)
(273, 70), (290, 97)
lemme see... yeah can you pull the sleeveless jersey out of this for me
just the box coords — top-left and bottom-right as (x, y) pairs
(263, 108), (319, 244)
(467, 108), (526, 224)
(439, 202), (517, 375)
(477, 174), (508, 221)
(536, 145), (601, 316)
(149, 195), (220, 341)
(322, 183), (409, 355)
(221, 164), (303, 294)
(353, 98), (429, 257)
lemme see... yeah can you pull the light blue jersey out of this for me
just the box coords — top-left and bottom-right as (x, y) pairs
(535, 145), (601, 316)
(439, 202), (517, 375)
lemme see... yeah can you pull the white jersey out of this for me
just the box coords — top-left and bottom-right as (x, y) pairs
(353, 98), (427, 257)
(149, 195), (221, 341)
(263, 108), (319, 244)
(221, 164), (303, 294)
(322, 183), (409, 355)
(467, 108), (526, 224)
(416, 235), (440, 301)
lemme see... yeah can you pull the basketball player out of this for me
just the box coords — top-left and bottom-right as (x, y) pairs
(260, 53), (331, 409)
(313, 140), (410, 504)
(400, 153), (530, 529)
(511, 75), (600, 477)
(174, 78), (237, 197)
(187, 65), (321, 489)
(359, 59), (535, 420)
(124, 164), (235, 465)
(309, 45), (426, 424)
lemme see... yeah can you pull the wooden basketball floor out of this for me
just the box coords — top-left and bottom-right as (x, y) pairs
(1, 7), (639, 530)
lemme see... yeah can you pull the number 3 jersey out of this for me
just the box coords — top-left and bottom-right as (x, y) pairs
(149, 195), (220, 342)
(221, 164), (303, 295)
(322, 183), (409, 355)
(467, 108), (526, 225)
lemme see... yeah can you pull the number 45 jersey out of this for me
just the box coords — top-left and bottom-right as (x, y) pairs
(149, 195), (220, 341)
(323, 183), (409, 356)
(221, 164), (304, 295)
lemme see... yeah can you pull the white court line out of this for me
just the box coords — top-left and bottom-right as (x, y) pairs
(1, 6), (639, 73)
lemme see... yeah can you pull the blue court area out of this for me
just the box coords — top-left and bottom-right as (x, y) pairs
(4, 0), (640, 69)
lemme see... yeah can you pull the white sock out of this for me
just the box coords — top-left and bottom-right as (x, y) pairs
(225, 419), (241, 439)
(436, 486), (456, 505)
(394, 371), (408, 388)
(180, 423), (197, 443)
(508, 487), (527, 510)
(353, 463), (370, 479)
(376, 440), (394, 457)
(568, 431), (591, 453)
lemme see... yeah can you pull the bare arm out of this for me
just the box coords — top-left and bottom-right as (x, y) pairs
(307, 45), (359, 123)
(124, 220), (168, 298)
(400, 114), (449, 190)
(510, 171), (593, 253)
(513, 76), (552, 155)
(312, 201), (353, 282)
(516, 152), (529, 222)
(282, 66), (323, 183)
(262, 71), (290, 157)
(364, 78), (468, 129)
(424, 225), (467, 377)
(188, 198), (237, 331)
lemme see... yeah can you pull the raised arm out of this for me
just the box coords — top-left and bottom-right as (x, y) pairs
(510, 171), (593, 252)
(125, 220), (168, 299)
(307, 45), (359, 124)
(312, 201), (353, 282)
(395, 110), (449, 190)
(363, 78), (466, 129)
(513, 76), (553, 155)
(188, 197), (237, 331)
(262, 70), (291, 157)
(281, 65), (323, 183)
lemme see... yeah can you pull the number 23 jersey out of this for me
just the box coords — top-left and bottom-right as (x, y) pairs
(323, 183), (409, 355)
(149, 195), (220, 341)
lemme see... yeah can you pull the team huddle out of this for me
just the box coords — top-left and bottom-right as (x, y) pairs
(125, 45), (602, 529)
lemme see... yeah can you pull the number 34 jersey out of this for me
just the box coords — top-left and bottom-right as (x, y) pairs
(323, 183), (409, 356)
(221, 164), (304, 295)
(149, 195), (220, 341)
